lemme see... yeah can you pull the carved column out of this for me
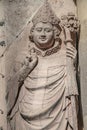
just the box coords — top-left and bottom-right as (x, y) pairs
(77, 0), (87, 130)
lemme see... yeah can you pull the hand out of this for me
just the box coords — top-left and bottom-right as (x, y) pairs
(17, 51), (38, 82)
(23, 50), (38, 70)
(66, 44), (77, 60)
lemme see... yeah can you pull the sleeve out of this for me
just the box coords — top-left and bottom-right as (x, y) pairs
(7, 51), (27, 115)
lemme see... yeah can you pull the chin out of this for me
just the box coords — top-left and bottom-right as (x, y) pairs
(36, 43), (54, 51)
(38, 40), (48, 44)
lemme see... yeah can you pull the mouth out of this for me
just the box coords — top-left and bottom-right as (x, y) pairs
(39, 38), (47, 41)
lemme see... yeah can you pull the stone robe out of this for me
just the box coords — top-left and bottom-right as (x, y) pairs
(8, 43), (78, 130)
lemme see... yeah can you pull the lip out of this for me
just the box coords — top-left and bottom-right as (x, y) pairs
(39, 38), (47, 41)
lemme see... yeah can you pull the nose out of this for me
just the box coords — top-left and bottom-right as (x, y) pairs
(40, 30), (46, 37)
(40, 35), (46, 39)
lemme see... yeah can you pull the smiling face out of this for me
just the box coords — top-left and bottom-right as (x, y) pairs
(32, 22), (54, 50)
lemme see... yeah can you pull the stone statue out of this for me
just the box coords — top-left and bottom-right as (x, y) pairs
(7, 1), (80, 130)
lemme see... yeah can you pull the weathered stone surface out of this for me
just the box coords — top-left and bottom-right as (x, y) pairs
(0, 1), (7, 130)
(5, 0), (76, 82)
(77, 0), (87, 130)
(3, 0), (76, 44)
(0, 0), (83, 130)
(6, 1), (79, 130)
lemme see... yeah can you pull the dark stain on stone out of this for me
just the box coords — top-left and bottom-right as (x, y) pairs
(0, 41), (6, 46)
(0, 21), (5, 26)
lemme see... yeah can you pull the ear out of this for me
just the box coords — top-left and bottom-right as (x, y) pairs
(29, 26), (34, 42)
(30, 26), (35, 35)
(53, 26), (62, 40)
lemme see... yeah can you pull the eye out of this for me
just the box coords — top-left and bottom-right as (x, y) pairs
(45, 28), (52, 32)
(36, 28), (42, 32)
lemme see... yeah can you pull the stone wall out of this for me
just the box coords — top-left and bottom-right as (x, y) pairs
(77, 0), (87, 130)
(0, 0), (85, 129)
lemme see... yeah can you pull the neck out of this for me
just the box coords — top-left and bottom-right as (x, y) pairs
(35, 40), (55, 51)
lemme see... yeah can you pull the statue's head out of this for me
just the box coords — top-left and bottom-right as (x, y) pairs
(29, 0), (62, 50)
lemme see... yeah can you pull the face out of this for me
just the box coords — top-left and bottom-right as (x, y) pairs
(32, 22), (54, 50)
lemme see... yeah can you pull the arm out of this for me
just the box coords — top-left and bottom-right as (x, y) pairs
(64, 26), (78, 96)
(7, 51), (38, 115)
(61, 14), (80, 130)
(15, 53), (38, 83)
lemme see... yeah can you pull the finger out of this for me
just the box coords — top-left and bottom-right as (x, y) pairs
(31, 56), (38, 64)
(31, 51), (38, 60)
(66, 45), (76, 50)
(66, 50), (76, 56)
(24, 59), (29, 66)
(26, 53), (31, 59)
(66, 53), (74, 57)
(66, 48), (74, 53)
(66, 54), (74, 58)
(29, 57), (38, 68)
(66, 47), (77, 56)
(66, 46), (76, 52)
(31, 53), (37, 60)
(25, 51), (34, 62)
(66, 51), (76, 57)
(67, 44), (76, 50)
(66, 53), (76, 59)
(66, 49), (76, 56)
(29, 49), (38, 62)
(30, 48), (36, 55)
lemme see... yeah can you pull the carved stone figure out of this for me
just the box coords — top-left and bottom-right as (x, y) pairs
(7, 1), (79, 130)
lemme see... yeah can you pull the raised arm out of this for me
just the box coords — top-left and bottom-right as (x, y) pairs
(7, 50), (38, 115)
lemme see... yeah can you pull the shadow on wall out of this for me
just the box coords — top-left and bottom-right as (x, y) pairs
(76, 26), (84, 130)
